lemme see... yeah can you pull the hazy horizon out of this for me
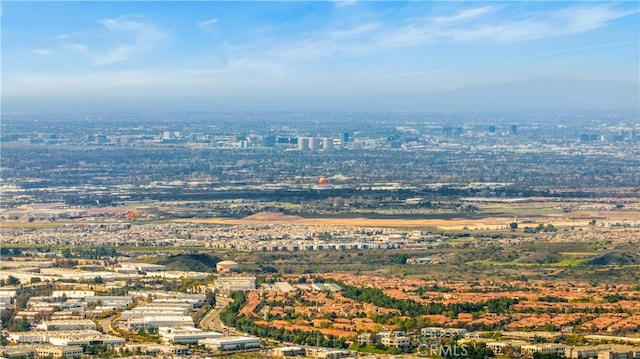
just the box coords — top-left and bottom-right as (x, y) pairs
(2, 1), (639, 113)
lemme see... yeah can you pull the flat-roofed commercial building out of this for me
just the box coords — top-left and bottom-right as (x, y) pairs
(48, 333), (125, 347)
(200, 336), (261, 351)
(36, 345), (83, 358)
(215, 276), (256, 296)
(521, 344), (567, 357)
(6, 331), (48, 343)
(126, 315), (194, 330)
(51, 291), (95, 299)
(40, 319), (97, 331)
(85, 296), (133, 310)
(158, 326), (223, 344)
(123, 344), (189, 356)
(273, 346), (306, 357)
(120, 263), (166, 273)
(1, 345), (37, 358)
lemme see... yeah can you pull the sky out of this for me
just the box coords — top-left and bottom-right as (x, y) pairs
(2, 1), (639, 111)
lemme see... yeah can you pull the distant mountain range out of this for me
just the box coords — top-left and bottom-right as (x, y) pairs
(3, 77), (638, 113)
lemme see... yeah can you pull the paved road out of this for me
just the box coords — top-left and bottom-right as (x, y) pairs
(199, 295), (231, 332)
(97, 314), (118, 335)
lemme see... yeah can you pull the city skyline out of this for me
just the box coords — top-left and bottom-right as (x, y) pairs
(2, 1), (639, 112)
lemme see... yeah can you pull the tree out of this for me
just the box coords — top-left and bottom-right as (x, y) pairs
(6, 276), (20, 286)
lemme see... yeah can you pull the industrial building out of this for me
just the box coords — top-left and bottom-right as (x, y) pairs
(126, 315), (194, 330)
(200, 336), (261, 351)
(39, 319), (97, 331)
(158, 326), (223, 344)
(215, 276), (256, 295)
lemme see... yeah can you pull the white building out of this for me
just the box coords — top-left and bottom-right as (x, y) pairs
(200, 336), (261, 351)
(215, 276), (256, 295)
(40, 319), (97, 331)
(158, 326), (223, 344)
(85, 296), (133, 310)
(297, 137), (310, 151)
(421, 327), (467, 339)
(48, 334), (125, 346)
(309, 137), (322, 150)
(127, 315), (194, 330)
(6, 331), (48, 343)
(357, 333), (372, 345)
(52, 290), (95, 299)
(121, 263), (166, 273)
(274, 282), (296, 293)
(322, 138), (334, 151)
(378, 331), (411, 350)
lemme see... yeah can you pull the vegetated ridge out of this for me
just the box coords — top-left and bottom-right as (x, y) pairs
(156, 253), (222, 272)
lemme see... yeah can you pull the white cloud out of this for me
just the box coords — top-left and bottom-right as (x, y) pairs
(433, 6), (496, 24)
(380, 4), (639, 46)
(329, 23), (379, 38)
(198, 18), (218, 32)
(55, 16), (166, 66)
(93, 45), (137, 66)
(553, 5), (639, 34)
(61, 43), (89, 52)
(331, 0), (358, 9)
(33, 49), (52, 56)
(93, 16), (165, 65)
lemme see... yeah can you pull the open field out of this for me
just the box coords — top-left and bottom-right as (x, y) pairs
(175, 207), (640, 230)
(175, 211), (514, 229)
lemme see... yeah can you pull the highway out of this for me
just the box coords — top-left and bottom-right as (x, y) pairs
(198, 295), (232, 333)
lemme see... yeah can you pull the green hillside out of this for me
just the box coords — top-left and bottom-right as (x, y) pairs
(586, 251), (640, 266)
(156, 253), (222, 272)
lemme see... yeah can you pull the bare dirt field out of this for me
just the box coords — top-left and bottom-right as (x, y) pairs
(177, 212), (521, 229)
(176, 208), (640, 230)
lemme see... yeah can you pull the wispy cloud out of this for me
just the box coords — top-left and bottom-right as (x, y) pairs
(380, 4), (639, 46)
(61, 43), (89, 53)
(329, 23), (379, 38)
(433, 6), (496, 25)
(198, 18), (218, 32)
(33, 49), (52, 56)
(331, 0), (358, 9)
(54, 15), (166, 66)
(93, 16), (166, 65)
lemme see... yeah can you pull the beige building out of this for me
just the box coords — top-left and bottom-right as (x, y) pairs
(216, 260), (238, 273)
(36, 345), (83, 358)
(521, 343), (567, 357)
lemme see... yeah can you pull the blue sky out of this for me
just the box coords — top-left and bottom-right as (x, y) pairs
(2, 1), (639, 107)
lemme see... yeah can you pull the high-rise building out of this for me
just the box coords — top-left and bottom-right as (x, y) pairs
(262, 136), (276, 148)
(322, 138), (334, 150)
(510, 125), (518, 135)
(298, 137), (310, 151)
(309, 137), (322, 150)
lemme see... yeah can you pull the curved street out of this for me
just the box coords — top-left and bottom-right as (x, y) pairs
(198, 295), (231, 333)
